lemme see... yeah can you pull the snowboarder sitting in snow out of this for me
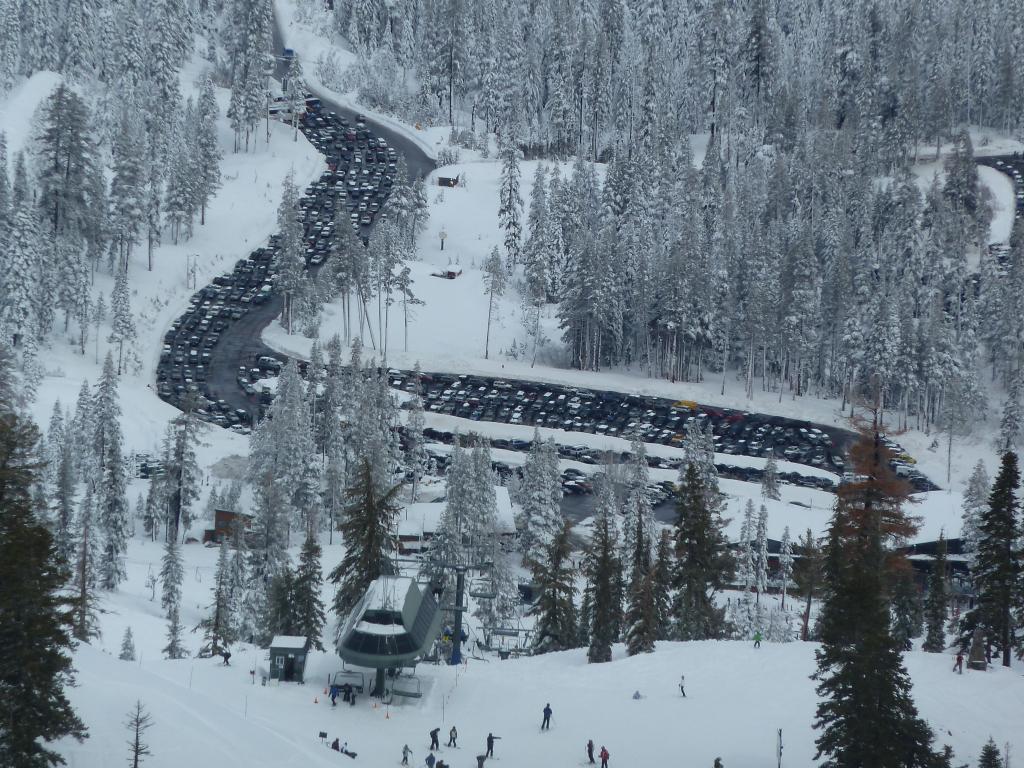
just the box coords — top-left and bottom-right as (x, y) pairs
(541, 703), (552, 730)
(331, 739), (341, 752)
(632, 690), (642, 700)
(713, 758), (724, 768)
(339, 741), (357, 759)
(599, 745), (610, 768)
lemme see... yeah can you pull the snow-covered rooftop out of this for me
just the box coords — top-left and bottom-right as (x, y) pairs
(363, 576), (414, 611)
(269, 635), (309, 649)
(397, 487), (516, 538)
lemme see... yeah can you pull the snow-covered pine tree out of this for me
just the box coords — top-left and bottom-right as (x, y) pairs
(194, 74), (222, 225)
(960, 451), (1021, 667)
(922, 532), (949, 653)
(160, 406), (202, 540)
(529, 520), (577, 654)
(108, 268), (137, 375)
(94, 352), (129, 590)
(292, 532), (326, 650)
(119, 626), (137, 662)
(517, 430), (562, 566)
(585, 477), (620, 663)
(978, 739), (1004, 768)
(405, 364), (427, 501)
(498, 132), (523, 268)
(672, 463), (733, 640)
(197, 539), (236, 657)
(0, 359), (88, 763)
(754, 504), (769, 605)
(761, 450), (781, 500)
(960, 460), (989, 567)
(108, 107), (147, 268)
(69, 478), (102, 642)
(328, 459), (400, 620)
(163, 604), (188, 659)
(998, 368), (1023, 453)
(779, 525), (793, 610)
(483, 246), (506, 359)
(160, 533), (183, 619)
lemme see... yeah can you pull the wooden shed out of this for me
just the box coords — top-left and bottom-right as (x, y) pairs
(203, 509), (255, 544)
(269, 635), (311, 683)
(437, 175), (459, 187)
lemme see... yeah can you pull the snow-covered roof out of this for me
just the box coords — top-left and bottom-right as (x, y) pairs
(355, 621), (407, 636)
(363, 576), (414, 611)
(397, 488), (516, 538)
(270, 635), (309, 649)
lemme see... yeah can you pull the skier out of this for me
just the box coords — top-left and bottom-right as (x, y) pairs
(713, 759), (724, 768)
(220, 649), (231, 666)
(343, 683), (352, 703)
(541, 702), (552, 730)
(425, 752), (436, 768)
(486, 733), (500, 757)
(330, 684), (340, 706)
(679, 674), (686, 697)
(447, 726), (458, 747)
(586, 739), (595, 764)
(753, 630), (763, 649)
(599, 745), (610, 768)
(402, 745), (412, 766)
(429, 728), (441, 751)
(953, 651), (964, 674)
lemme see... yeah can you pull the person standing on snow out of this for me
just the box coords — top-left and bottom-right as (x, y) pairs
(402, 745), (412, 765)
(486, 733), (500, 757)
(429, 728), (440, 751)
(599, 745), (610, 768)
(541, 703), (552, 730)
(447, 726), (457, 747)
(586, 739), (595, 763)
(679, 674), (686, 697)
(753, 630), (763, 649)
(953, 651), (964, 674)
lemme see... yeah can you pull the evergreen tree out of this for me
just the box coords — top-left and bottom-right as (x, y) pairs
(585, 478), (619, 663)
(923, 533), (949, 653)
(160, 534), (183, 618)
(961, 461), (990, 567)
(108, 108), (146, 268)
(119, 627), (136, 662)
(961, 451), (1021, 667)
(197, 540), (236, 657)
(761, 450), (781, 500)
(108, 268), (137, 375)
(160, 407), (202, 539)
(779, 525), (794, 610)
(483, 246), (506, 358)
(328, 460), (400, 620)
(498, 133), (523, 267)
(652, 528), (674, 639)
(71, 482), (102, 641)
(672, 464), (734, 640)
(94, 353), (129, 590)
(754, 503), (769, 604)
(163, 604), (187, 659)
(978, 739), (1004, 768)
(292, 532), (326, 650)
(812, 433), (943, 768)
(194, 74), (222, 225)
(0, 357), (88, 765)
(517, 431), (563, 565)
(998, 370), (1022, 453)
(529, 521), (578, 653)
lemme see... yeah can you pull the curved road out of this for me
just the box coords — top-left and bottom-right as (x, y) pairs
(195, 25), (436, 420)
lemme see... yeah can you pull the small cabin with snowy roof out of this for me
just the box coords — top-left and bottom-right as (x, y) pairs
(269, 635), (311, 683)
(397, 486), (516, 555)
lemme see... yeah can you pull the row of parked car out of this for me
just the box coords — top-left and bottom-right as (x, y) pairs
(389, 369), (937, 493)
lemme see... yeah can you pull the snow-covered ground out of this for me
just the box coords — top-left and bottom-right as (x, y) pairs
(56, 537), (1024, 768)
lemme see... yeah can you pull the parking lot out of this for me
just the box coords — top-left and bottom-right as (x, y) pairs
(154, 100), (398, 427)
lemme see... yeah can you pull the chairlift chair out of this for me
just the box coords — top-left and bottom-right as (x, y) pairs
(468, 578), (497, 600)
(391, 670), (423, 699)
